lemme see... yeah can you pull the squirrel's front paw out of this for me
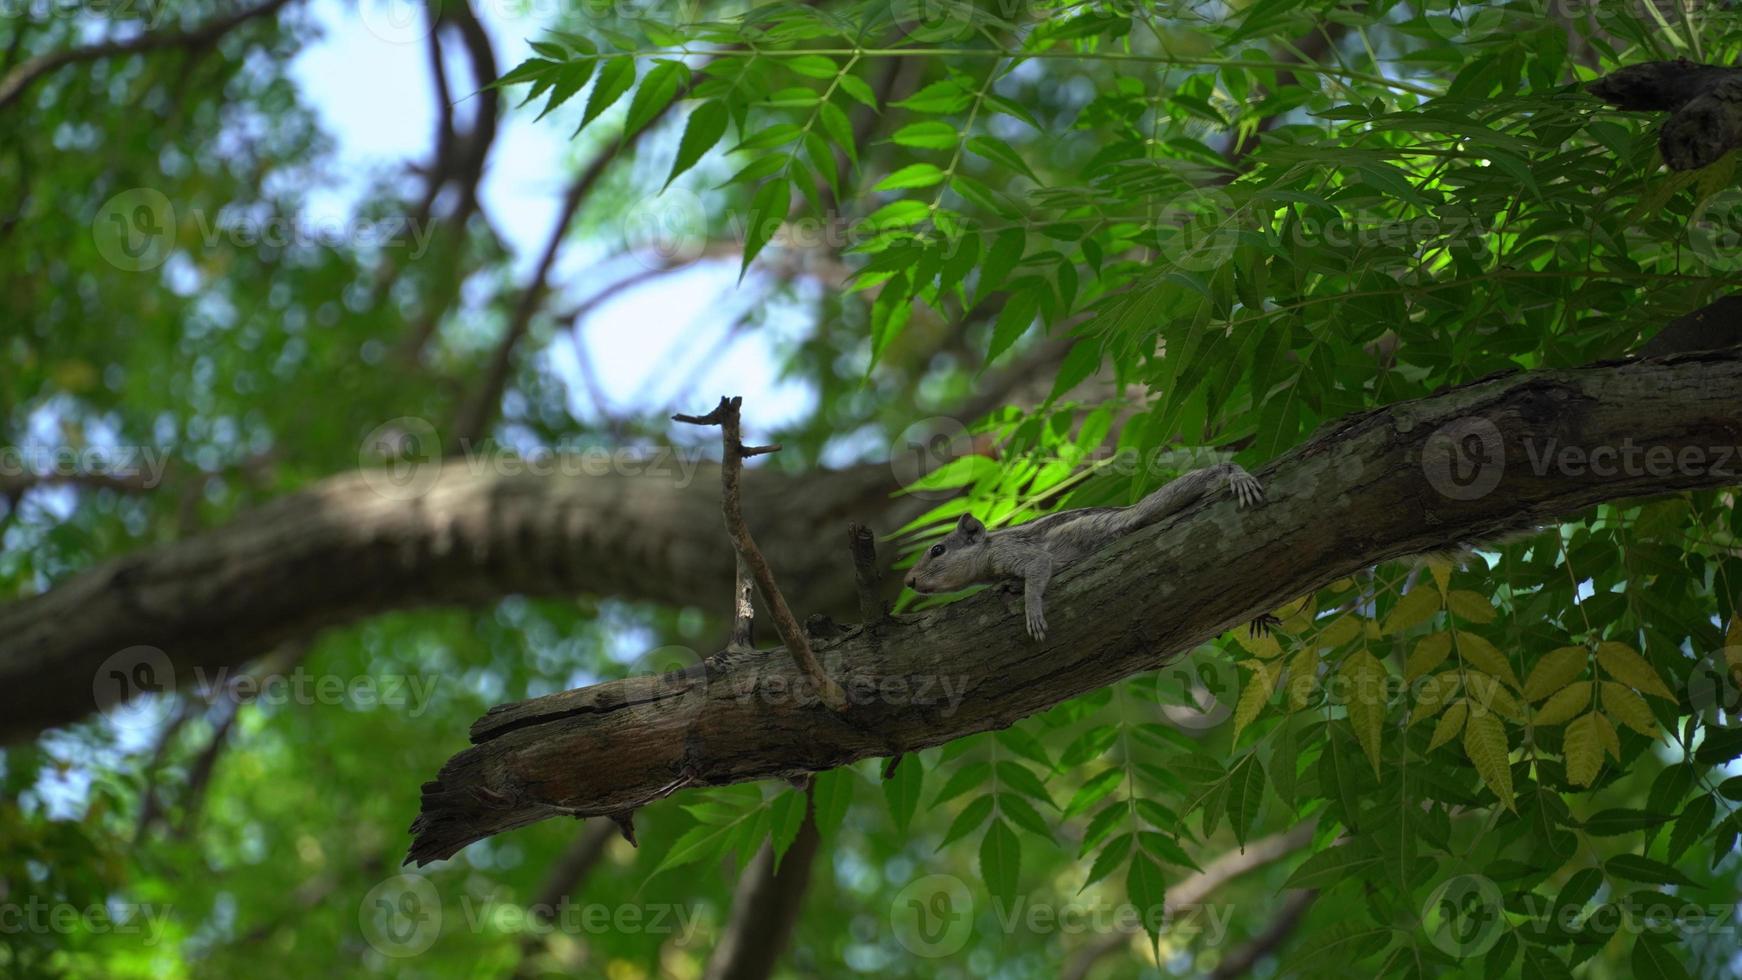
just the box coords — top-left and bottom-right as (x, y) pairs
(1229, 470), (1265, 509)
(1026, 609), (1048, 642)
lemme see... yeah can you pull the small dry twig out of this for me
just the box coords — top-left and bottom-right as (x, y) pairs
(674, 397), (846, 710)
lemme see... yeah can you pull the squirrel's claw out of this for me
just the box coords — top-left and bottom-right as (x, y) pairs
(1229, 470), (1265, 509)
(1248, 613), (1282, 637)
(1026, 609), (1048, 642)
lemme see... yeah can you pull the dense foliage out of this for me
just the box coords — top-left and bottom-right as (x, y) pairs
(2, 0), (1740, 977)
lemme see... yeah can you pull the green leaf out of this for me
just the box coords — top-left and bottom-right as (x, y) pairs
(665, 100), (728, 188)
(621, 60), (687, 139)
(740, 177), (791, 278)
(534, 60), (597, 121)
(1224, 753), (1266, 847)
(976, 227), (1025, 302)
(884, 755), (923, 833)
(786, 54), (838, 79)
(769, 790), (808, 868)
(894, 79), (972, 113)
(1064, 768), (1124, 818)
(577, 56), (636, 135)
(1631, 934), (1694, 980)
(1282, 843), (1381, 891)
(980, 818), (1021, 902)
(986, 282), (1041, 364)
(810, 767), (854, 841)
(1126, 852), (1168, 956)
(1605, 853), (1694, 887)
(966, 136), (1038, 181)
(891, 122), (959, 149)
(874, 163), (945, 191)
(1667, 795), (1715, 863)
(1583, 809), (1663, 837)
(940, 793), (994, 848)
(1081, 832), (1131, 891)
(836, 73), (878, 109)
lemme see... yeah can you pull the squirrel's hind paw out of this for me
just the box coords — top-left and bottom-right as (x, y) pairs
(1026, 609), (1048, 642)
(1248, 613), (1282, 637)
(1229, 469), (1265, 509)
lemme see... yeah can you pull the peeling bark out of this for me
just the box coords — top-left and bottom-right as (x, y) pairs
(406, 352), (1742, 865)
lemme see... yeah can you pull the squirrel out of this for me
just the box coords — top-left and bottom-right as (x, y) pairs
(904, 462), (1266, 641)
(902, 293), (1742, 643)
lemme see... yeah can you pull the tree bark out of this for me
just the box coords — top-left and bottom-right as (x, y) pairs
(406, 351), (1742, 864)
(0, 459), (922, 743)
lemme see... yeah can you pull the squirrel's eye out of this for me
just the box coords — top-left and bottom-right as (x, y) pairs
(929, 544), (945, 557)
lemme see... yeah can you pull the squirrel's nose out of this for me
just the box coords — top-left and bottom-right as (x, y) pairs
(904, 573), (917, 590)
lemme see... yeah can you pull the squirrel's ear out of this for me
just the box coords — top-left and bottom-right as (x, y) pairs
(956, 513), (985, 539)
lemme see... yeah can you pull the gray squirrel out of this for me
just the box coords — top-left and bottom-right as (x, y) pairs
(904, 462), (1265, 641)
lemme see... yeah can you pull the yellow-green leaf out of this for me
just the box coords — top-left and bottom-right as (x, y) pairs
(1383, 586), (1442, 635)
(1405, 632), (1453, 682)
(1430, 700), (1467, 750)
(1465, 674), (1525, 723)
(1524, 646), (1589, 702)
(1279, 596), (1316, 633)
(1286, 644), (1319, 710)
(1234, 659), (1281, 741)
(1533, 682), (1592, 727)
(1339, 649), (1388, 774)
(1455, 631), (1521, 689)
(1316, 615), (1362, 650)
(1463, 711), (1515, 809)
(1235, 626), (1283, 660)
(1595, 642), (1675, 700)
(1600, 681), (1658, 737)
(1427, 559), (1454, 594)
(1409, 671), (1460, 725)
(1593, 711), (1621, 760)
(1446, 589), (1497, 624)
(1565, 713), (1604, 787)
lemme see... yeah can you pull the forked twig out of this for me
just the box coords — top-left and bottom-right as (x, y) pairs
(674, 397), (846, 710)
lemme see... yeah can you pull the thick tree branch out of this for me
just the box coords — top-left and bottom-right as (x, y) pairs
(1590, 60), (1742, 171)
(406, 351), (1742, 864)
(0, 460), (924, 744)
